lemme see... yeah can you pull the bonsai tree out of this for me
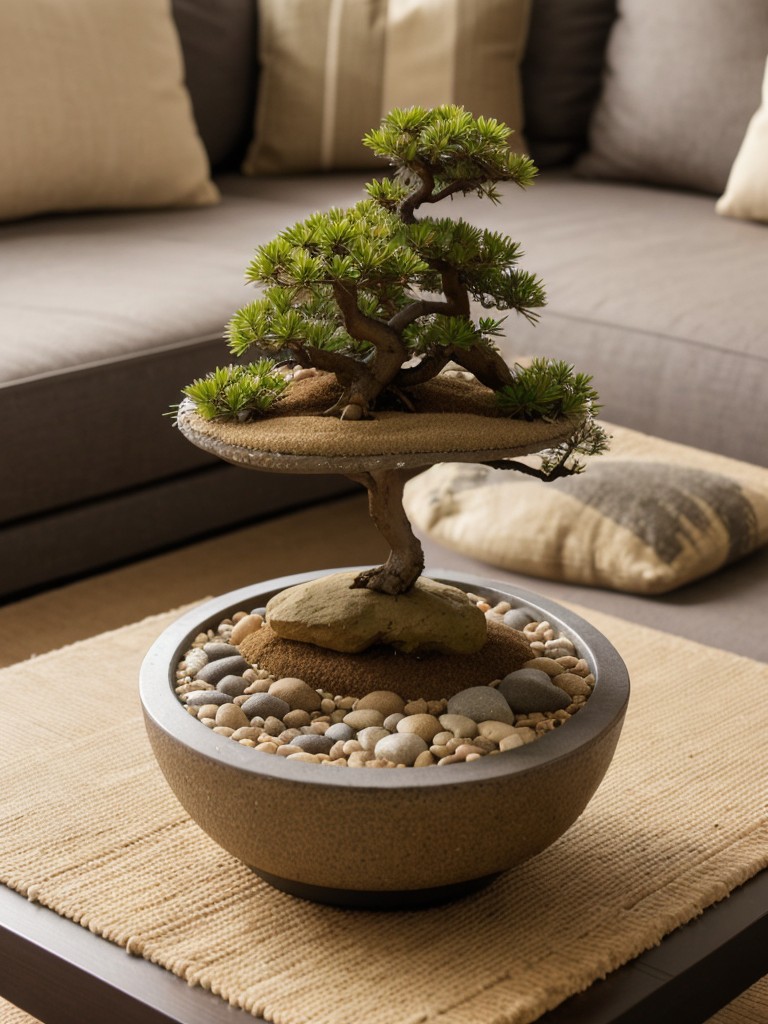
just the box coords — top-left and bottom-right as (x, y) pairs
(180, 105), (607, 596)
(223, 105), (545, 419)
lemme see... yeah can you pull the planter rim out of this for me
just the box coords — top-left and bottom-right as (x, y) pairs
(140, 568), (629, 792)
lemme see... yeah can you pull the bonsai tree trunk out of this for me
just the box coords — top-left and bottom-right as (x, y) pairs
(348, 468), (424, 594)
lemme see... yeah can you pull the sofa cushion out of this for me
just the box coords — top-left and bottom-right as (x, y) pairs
(0, 172), (372, 524)
(522, 0), (616, 168)
(717, 58), (768, 225)
(403, 424), (768, 594)
(575, 0), (768, 195)
(0, 0), (218, 221)
(242, 0), (531, 174)
(171, 0), (257, 169)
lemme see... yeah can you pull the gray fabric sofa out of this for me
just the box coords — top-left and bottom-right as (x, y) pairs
(2, 0), (767, 658)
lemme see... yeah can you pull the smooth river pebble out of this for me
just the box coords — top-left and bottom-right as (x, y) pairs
(374, 733), (428, 766)
(196, 655), (251, 685)
(498, 669), (571, 713)
(268, 677), (323, 712)
(291, 733), (335, 755)
(446, 686), (514, 725)
(185, 690), (233, 707)
(240, 693), (291, 720)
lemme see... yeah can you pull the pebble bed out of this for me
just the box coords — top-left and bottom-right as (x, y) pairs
(174, 595), (595, 768)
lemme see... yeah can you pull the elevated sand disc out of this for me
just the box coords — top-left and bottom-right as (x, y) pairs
(176, 373), (583, 475)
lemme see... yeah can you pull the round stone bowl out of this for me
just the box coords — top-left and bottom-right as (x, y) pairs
(139, 569), (629, 909)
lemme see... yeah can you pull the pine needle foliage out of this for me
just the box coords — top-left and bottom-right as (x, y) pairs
(496, 359), (600, 421)
(363, 105), (536, 204)
(206, 105), (550, 417)
(182, 361), (289, 421)
(180, 105), (600, 439)
(538, 415), (611, 477)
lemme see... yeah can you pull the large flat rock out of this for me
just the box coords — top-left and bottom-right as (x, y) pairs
(265, 572), (487, 655)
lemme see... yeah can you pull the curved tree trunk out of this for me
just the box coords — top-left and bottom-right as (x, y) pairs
(348, 468), (424, 594)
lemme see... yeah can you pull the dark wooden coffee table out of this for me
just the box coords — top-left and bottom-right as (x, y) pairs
(1, 870), (766, 1024)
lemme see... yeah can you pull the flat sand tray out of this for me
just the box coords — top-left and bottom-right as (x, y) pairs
(176, 374), (582, 473)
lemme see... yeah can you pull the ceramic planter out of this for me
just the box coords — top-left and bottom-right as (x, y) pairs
(140, 569), (629, 909)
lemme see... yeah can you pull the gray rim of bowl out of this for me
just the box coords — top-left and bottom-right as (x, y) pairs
(139, 567), (630, 792)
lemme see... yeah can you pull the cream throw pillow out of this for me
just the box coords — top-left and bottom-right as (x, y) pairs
(403, 424), (768, 595)
(244, 0), (531, 175)
(717, 57), (768, 224)
(0, 0), (219, 221)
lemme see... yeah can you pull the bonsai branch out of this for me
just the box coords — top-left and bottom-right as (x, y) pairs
(393, 351), (453, 389)
(482, 458), (575, 481)
(324, 283), (410, 413)
(451, 344), (515, 391)
(399, 159), (435, 224)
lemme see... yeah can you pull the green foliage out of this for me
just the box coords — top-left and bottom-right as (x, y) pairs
(222, 106), (547, 374)
(496, 358), (600, 421)
(182, 104), (600, 433)
(181, 360), (289, 421)
(538, 416), (612, 477)
(363, 104), (536, 202)
(410, 315), (485, 352)
(245, 202), (425, 292)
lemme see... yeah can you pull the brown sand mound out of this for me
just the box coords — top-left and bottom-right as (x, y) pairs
(238, 620), (533, 701)
(267, 372), (502, 419)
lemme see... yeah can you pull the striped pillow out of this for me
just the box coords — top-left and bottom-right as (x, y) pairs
(243, 0), (531, 175)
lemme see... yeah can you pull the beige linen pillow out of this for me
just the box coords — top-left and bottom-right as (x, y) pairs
(0, 0), (219, 221)
(403, 424), (768, 595)
(244, 0), (531, 175)
(717, 57), (768, 224)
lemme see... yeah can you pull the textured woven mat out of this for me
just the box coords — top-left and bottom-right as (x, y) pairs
(1, 605), (767, 1024)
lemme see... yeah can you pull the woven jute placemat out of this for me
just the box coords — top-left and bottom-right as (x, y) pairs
(1, 604), (766, 1024)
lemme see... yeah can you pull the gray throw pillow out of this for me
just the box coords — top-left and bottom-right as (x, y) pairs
(522, 0), (617, 168)
(575, 0), (768, 194)
(171, 0), (257, 169)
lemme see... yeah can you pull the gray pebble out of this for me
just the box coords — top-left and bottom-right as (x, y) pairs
(503, 608), (535, 630)
(216, 675), (248, 697)
(374, 733), (428, 766)
(251, 607), (267, 618)
(196, 655), (250, 685)
(291, 733), (334, 755)
(185, 690), (233, 707)
(383, 712), (405, 731)
(325, 723), (355, 742)
(203, 642), (240, 661)
(446, 686), (514, 725)
(241, 693), (291, 720)
(498, 669), (571, 713)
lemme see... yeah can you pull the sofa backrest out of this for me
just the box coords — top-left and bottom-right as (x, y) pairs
(172, 0), (258, 170)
